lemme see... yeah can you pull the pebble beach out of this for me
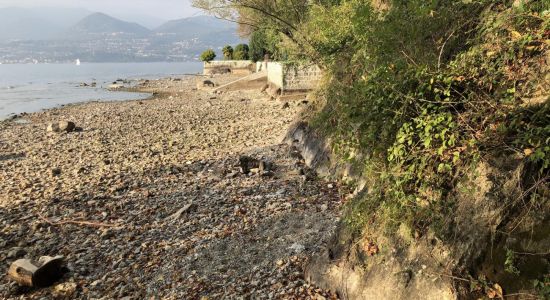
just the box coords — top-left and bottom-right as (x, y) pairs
(0, 74), (343, 299)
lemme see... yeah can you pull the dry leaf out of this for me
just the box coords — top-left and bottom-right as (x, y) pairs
(487, 288), (497, 299)
(493, 283), (504, 299)
(365, 241), (379, 256)
(511, 30), (522, 40)
(486, 283), (504, 299)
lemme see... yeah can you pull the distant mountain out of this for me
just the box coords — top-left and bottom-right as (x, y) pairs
(152, 15), (245, 50)
(0, 11), (246, 63)
(154, 15), (241, 42)
(113, 13), (167, 29)
(66, 12), (151, 38)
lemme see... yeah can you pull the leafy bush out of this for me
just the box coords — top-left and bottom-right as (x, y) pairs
(233, 44), (249, 60)
(309, 1), (549, 238)
(200, 49), (216, 62)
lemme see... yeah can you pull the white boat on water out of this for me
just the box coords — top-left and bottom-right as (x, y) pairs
(75, 59), (81, 66)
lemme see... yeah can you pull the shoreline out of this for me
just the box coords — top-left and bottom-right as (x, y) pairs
(0, 73), (341, 299)
(1, 72), (228, 122)
(0, 62), (205, 121)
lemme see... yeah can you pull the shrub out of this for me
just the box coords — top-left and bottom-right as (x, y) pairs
(200, 49), (216, 62)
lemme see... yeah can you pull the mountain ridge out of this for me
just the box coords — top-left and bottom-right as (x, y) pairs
(66, 12), (152, 37)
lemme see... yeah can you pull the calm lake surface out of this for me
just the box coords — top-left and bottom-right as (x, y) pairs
(0, 62), (203, 120)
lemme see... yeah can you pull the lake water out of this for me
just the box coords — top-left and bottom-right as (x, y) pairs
(0, 62), (203, 120)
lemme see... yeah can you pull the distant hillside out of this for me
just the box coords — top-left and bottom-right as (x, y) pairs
(154, 15), (243, 44)
(155, 15), (234, 36)
(67, 12), (151, 38)
(0, 11), (247, 63)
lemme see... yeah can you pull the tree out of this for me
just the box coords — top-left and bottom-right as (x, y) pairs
(233, 44), (250, 60)
(200, 49), (216, 62)
(249, 28), (285, 62)
(222, 45), (234, 60)
(191, 0), (330, 65)
(249, 30), (267, 62)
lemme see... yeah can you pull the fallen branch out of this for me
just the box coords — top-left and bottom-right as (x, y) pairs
(38, 213), (120, 228)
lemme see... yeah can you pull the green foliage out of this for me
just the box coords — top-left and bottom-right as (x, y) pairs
(310, 1), (549, 239)
(504, 249), (521, 275)
(200, 49), (216, 62)
(249, 28), (286, 62)
(222, 45), (233, 60)
(533, 275), (550, 299)
(233, 44), (250, 60)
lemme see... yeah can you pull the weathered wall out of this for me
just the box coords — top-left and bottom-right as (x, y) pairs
(266, 62), (322, 94)
(283, 64), (322, 92)
(203, 61), (255, 75)
(267, 62), (285, 90)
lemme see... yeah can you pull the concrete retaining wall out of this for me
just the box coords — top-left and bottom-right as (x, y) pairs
(267, 62), (284, 90)
(266, 62), (322, 94)
(203, 61), (255, 75)
(283, 64), (322, 92)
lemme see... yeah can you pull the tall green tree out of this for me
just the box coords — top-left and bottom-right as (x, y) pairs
(233, 44), (250, 60)
(222, 45), (234, 60)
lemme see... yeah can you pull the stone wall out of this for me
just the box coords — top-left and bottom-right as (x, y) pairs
(283, 64), (322, 92)
(266, 62), (322, 94)
(203, 61), (255, 75)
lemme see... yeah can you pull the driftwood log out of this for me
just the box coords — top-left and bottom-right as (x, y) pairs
(8, 256), (64, 287)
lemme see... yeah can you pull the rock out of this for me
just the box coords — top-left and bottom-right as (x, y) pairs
(53, 282), (77, 298)
(267, 86), (281, 97)
(47, 121), (76, 133)
(58, 121), (76, 132)
(109, 83), (123, 90)
(239, 156), (260, 174)
(395, 270), (413, 288)
(47, 122), (61, 133)
(259, 160), (272, 172)
(289, 243), (305, 253)
(8, 256), (65, 287)
(51, 168), (62, 176)
(7, 247), (27, 259)
(197, 80), (216, 89)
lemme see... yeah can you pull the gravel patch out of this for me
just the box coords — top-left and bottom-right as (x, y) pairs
(0, 75), (343, 299)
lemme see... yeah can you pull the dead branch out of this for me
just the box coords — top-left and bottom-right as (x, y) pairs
(38, 213), (120, 228)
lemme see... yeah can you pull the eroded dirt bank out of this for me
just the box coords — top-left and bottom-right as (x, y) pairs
(0, 75), (343, 299)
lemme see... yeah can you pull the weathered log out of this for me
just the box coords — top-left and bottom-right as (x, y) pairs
(7, 256), (64, 287)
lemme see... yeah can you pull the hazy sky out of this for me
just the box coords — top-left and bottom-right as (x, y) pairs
(0, 0), (202, 20)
